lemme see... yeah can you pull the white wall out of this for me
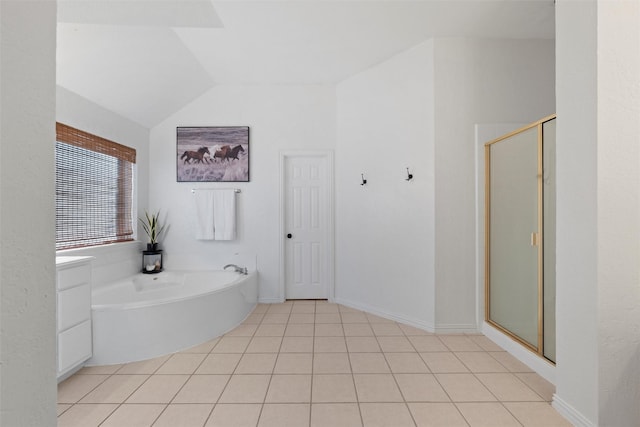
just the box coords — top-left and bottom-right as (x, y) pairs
(335, 40), (436, 328)
(149, 84), (336, 302)
(0, 1), (57, 425)
(56, 86), (151, 288)
(433, 38), (555, 330)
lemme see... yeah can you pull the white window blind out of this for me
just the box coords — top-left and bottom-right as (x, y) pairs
(55, 123), (136, 250)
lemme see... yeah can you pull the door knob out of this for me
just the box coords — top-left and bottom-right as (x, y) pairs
(287, 233), (293, 239)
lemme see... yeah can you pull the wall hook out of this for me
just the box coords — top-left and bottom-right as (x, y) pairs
(405, 168), (414, 181)
(360, 173), (367, 186)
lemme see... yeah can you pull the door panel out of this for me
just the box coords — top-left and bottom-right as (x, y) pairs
(284, 155), (329, 299)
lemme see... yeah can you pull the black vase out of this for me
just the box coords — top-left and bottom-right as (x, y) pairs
(147, 243), (158, 251)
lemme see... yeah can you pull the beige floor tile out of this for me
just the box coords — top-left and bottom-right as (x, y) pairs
(155, 353), (206, 374)
(398, 324), (432, 336)
(195, 353), (242, 375)
(265, 374), (312, 403)
(218, 374), (271, 403)
(274, 353), (313, 374)
(409, 336), (449, 352)
(371, 323), (404, 336)
(246, 336), (283, 353)
(58, 374), (110, 404)
(244, 313), (265, 324)
(475, 373), (543, 402)
(408, 402), (469, 427)
(456, 402), (520, 427)
(172, 375), (230, 403)
(291, 304), (316, 314)
(255, 323), (287, 337)
(435, 374), (496, 402)
(340, 312), (369, 323)
(395, 373), (450, 402)
(467, 335), (504, 352)
(57, 404), (72, 416)
(503, 402), (573, 427)
(116, 355), (171, 375)
(262, 313), (290, 324)
(515, 373), (555, 401)
(284, 323), (315, 336)
(353, 374), (404, 402)
(100, 403), (166, 427)
(253, 304), (269, 313)
(315, 313), (342, 323)
(315, 302), (340, 313)
(343, 323), (375, 336)
(359, 402), (415, 427)
(346, 336), (381, 352)
(79, 374), (149, 404)
(224, 323), (258, 337)
(338, 305), (364, 314)
(439, 335), (483, 352)
(153, 403), (214, 427)
(420, 352), (469, 373)
(235, 353), (278, 374)
(57, 403), (118, 427)
(78, 365), (122, 375)
(377, 336), (414, 352)
(312, 374), (357, 402)
(366, 314), (395, 323)
(315, 323), (344, 336)
(181, 338), (220, 353)
(126, 374), (189, 403)
(314, 336), (347, 352)
(349, 353), (391, 373)
(313, 353), (352, 374)
(205, 403), (262, 427)
(289, 313), (316, 324)
(211, 336), (251, 353)
(311, 403), (362, 427)
(258, 403), (310, 427)
(281, 336), (314, 353)
(489, 352), (535, 373)
(267, 304), (293, 314)
(385, 353), (430, 374)
(455, 352), (509, 373)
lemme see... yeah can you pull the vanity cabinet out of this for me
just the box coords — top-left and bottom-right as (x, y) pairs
(56, 257), (93, 380)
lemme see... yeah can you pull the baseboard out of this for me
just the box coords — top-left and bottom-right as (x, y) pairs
(552, 394), (596, 427)
(258, 297), (284, 304)
(433, 323), (480, 334)
(482, 321), (555, 384)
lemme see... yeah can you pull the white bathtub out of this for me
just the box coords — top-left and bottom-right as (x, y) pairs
(88, 270), (258, 366)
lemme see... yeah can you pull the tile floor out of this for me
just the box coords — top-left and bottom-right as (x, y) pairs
(57, 301), (572, 427)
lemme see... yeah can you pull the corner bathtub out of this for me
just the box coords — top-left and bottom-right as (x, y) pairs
(87, 270), (258, 366)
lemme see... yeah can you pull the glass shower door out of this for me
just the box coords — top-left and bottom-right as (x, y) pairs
(486, 126), (540, 350)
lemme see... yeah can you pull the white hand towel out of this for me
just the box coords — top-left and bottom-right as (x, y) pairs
(193, 190), (215, 240)
(213, 189), (236, 240)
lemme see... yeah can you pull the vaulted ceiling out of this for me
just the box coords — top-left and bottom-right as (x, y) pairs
(57, 0), (555, 128)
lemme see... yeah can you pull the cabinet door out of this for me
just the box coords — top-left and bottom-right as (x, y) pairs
(58, 320), (92, 374)
(58, 284), (91, 332)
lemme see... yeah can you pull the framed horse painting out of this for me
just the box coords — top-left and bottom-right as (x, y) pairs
(176, 126), (250, 182)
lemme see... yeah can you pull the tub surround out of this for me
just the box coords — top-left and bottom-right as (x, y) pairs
(88, 269), (258, 365)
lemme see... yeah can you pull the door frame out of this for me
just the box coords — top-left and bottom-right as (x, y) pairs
(279, 150), (335, 302)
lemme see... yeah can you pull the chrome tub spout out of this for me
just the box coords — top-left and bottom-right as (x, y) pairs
(224, 264), (248, 275)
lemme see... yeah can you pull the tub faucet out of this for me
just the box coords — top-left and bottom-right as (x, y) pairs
(224, 264), (248, 275)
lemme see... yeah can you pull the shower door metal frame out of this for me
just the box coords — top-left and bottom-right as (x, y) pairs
(484, 114), (555, 361)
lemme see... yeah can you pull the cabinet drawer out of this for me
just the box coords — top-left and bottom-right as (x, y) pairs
(58, 284), (91, 332)
(57, 264), (91, 291)
(58, 320), (92, 375)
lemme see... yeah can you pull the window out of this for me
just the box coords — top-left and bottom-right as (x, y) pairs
(55, 123), (136, 250)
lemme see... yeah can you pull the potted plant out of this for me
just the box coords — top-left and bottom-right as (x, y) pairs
(139, 210), (165, 251)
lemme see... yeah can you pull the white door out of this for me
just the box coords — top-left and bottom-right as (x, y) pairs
(283, 153), (331, 299)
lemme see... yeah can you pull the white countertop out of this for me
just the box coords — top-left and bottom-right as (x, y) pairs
(56, 256), (94, 267)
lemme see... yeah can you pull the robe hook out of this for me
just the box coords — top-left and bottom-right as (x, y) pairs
(361, 173), (367, 186)
(406, 168), (414, 181)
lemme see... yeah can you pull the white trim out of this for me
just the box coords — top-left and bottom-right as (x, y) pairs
(334, 297), (435, 332)
(279, 150), (335, 302)
(552, 394), (596, 427)
(482, 321), (555, 384)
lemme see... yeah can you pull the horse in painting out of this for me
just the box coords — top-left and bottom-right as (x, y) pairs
(180, 147), (210, 164)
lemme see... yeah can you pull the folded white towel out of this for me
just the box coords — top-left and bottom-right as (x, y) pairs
(213, 189), (236, 240)
(193, 190), (215, 240)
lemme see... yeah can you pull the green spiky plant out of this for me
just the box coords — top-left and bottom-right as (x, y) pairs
(139, 210), (165, 245)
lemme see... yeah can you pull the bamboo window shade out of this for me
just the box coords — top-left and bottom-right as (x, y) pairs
(55, 123), (137, 250)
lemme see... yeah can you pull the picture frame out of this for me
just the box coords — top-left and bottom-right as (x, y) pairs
(176, 126), (250, 182)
